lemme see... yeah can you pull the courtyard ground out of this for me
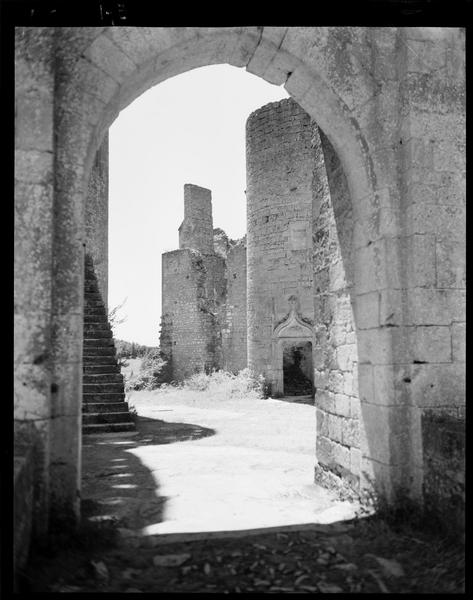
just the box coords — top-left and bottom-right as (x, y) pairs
(22, 388), (464, 593)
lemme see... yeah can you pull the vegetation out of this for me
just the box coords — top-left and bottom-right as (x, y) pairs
(115, 338), (158, 360)
(123, 349), (166, 392)
(181, 368), (266, 400)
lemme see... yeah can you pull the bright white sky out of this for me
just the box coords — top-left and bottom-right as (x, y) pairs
(108, 64), (289, 346)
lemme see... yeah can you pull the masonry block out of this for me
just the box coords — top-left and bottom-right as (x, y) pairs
(411, 325), (452, 363)
(451, 322), (465, 362)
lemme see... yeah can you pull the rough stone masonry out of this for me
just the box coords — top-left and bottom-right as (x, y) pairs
(14, 27), (465, 573)
(160, 184), (247, 380)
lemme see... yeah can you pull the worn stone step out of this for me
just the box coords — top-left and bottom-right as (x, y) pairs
(83, 411), (134, 425)
(83, 373), (124, 384)
(82, 422), (136, 434)
(85, 306), (107, 316)
(82, 402), (129, 414)
(84, 292), (105, 306)
(84, 337), (115, 347)
(82, 346), (117, 357)
(84, 321), (110, 331)
(83, 382), (124, 394)
(83, 364), (121, 374)
(83, 356), (118, 366)
(85, 303), (106, 312)
(83, 328), (113, 339)
(83, 317), (110, 326)
(84, 392), (126, 403)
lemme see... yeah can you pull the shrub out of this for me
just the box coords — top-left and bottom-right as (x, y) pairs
(125, 349), (166, 391)
(182, 368), (265, 400)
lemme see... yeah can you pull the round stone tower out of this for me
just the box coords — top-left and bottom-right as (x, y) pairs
(246, 98), (318, 395)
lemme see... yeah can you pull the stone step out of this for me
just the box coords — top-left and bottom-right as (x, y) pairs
(83, 316), (110, 325)
(84, 337), (115, 347)
(82, 422), (136, 435)
(84, 284), (103, 300)
(83, 373), (124, 384)
(84, 294), (105, 309)
(84, 303), (106, 312)
(84, 321), (110, 331)
(85, 306), (107, 316)
(82, 346), (117, 357)
(83, 382), (124, 394)
(84, 392), (126, 402)
(83, 328), (113, 339)
(83, 411), (134, 425)
(83, 355), (118, 365)
(83, 364), (121, 374)
(82, 402), (130, 414)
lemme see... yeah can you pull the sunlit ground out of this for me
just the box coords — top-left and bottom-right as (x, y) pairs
(82, 388), (360, 539)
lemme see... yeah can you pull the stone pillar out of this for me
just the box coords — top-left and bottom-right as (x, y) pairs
(14, 27), (56, 537)
(395, 27), (465, 508)
(246, 99), (316, 391)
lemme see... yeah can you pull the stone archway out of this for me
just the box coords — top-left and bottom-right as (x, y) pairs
(17, 26), (454, 525)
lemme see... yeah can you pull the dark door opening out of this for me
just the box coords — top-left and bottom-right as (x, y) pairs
(283, 341), (313, 397)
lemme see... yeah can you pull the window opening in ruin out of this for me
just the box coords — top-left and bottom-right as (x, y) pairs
(282, 341), (313, 397)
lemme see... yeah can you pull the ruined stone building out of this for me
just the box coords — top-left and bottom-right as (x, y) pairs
(15, 27), (465, 577)
(160, 184), (247, 380)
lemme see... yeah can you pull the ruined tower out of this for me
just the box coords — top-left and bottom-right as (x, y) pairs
(246, 99), (319, 396)
(160, 185), (248, 381)
(160, 185), (226, 380)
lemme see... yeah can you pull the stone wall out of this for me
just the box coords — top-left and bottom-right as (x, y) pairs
(15, 26), (56, 537)
(161, 185), (227, 381)
(311, 129), (360, 490)
(85, 133), (109, 308)
(421, 410), (465, 531)
(222, 239), (248, 373)
(246, 99), (316, 394)
(179, 184), (214, 254)
(14, 26), (465, 542)
(396, 27), (466, 503)
(161, 248), (225, 381)
(160, 186), (248, 380)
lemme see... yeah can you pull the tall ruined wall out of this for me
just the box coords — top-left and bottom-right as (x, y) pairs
(161, 249), (225, 381)
(222, 239), (247, 373)
(246, 99), (315, 392)
(160, 185), (227, 381)
(179, 184), (214, 254)
(85, 133), (108, 308)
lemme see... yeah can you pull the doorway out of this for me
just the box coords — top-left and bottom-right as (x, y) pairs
(283, 341), (313, 397)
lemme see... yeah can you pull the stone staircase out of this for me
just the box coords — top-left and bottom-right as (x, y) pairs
(82, 255), (135, 434)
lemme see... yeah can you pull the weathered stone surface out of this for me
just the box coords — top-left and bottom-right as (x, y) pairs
(14, 27), (465, 554)
(422, 410), (465, 531)
(246, 99), (316, 394)
(85, 135), (109, 309)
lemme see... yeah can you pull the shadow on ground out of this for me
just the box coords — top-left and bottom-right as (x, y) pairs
(80, 415), (216, 531)
(20, 415), (464, 593)
(22, 509), (464, 594)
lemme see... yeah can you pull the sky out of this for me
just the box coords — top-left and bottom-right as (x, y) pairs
(108, 64), (289, 347)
